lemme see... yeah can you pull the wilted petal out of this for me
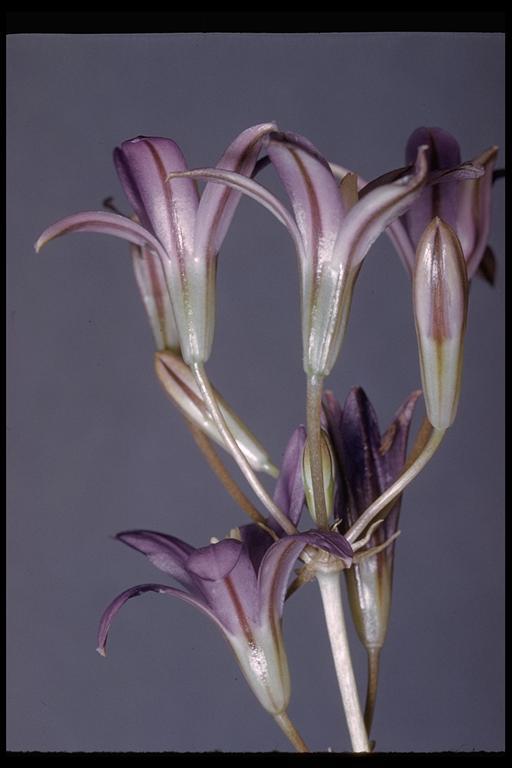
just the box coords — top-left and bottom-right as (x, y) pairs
(414, 218), (468, 429)
(272, 426), (307, 529)
(132, 244), (180, 351)
(35, 210), (169, 266)
(456, 146), (498, 278)
(97, 582), (219, 656)
(155, 350), (278, 476)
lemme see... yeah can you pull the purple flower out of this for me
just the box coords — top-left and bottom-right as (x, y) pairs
(97, 428), (353, 715)
(36, 123), (276, 363)
(388, 127), (498, 282)
(167, 130), (429, 377)
(322, 387), (420, 651)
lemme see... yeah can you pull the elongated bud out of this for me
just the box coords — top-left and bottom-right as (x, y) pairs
(413, 218), (468, 429)
(302, 429), (335, 524)
(155, 350), (278, 477)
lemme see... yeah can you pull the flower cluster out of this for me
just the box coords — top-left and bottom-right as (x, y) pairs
(37, 124), (499, 752)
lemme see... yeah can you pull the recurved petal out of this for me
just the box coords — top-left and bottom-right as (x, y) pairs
(115, 530), (198, 591)
(96, 583), (220, 656)
(267, 131), (344, 267)
(167, 166), (305, 262)
(132, 244), (180, 351)
(114, 136), (199, 259)
(35, 211), (170, 267)
(195, 123), (276, 260)
(333, 144), (429, 272)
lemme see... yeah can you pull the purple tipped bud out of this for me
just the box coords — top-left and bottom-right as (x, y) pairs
(413, 218), (468, 429)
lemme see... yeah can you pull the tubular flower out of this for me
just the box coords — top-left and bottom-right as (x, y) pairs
(322, 387), (420, 653)
(413, 218), (468, 430)
(167, 131), (429, 377)
(387, 126), (498, 282)
(35, 123), (276, 364)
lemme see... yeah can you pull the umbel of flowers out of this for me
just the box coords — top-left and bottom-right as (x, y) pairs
(36, 124), (499, 753)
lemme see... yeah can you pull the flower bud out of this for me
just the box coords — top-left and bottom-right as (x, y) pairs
(302, 429), (336, 524)
(413, 218), (468, 429)
(131, 244), (180, 352)
(155, 350), (278, 476)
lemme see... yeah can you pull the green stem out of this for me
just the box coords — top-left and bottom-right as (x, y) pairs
(306, 373), (328, 529)
(273, 711), (310, 753)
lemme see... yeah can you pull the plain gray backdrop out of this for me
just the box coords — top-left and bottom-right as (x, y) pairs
(7, 33), (504, 752)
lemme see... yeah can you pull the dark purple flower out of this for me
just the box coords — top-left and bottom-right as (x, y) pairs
(36, 124), (276, 364)
(97, 427), (353, 715)
(388, 127), (498, 282)
(322, 387), (420, 650)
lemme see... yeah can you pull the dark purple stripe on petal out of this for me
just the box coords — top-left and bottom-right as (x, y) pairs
(96, 583), (215, 656)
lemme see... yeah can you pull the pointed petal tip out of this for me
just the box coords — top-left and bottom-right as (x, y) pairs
(96, 646), (107, 657)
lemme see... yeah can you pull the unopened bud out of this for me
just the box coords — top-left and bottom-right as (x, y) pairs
(413, 218), (468, 429)
(302, 429), (336, 524)
(155, 350), (278, 477)
(132, 244), (180, 352)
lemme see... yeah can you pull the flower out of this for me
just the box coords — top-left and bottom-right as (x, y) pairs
(322, 387), (420, 654)
(413, 218), (468, 430)
(97, 430), (353, 716)
(167, 130), (429, 378)
(387, 126), (498, 282)
(35, 123), (276, 364)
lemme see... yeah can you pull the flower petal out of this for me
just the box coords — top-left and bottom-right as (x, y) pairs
(258, 531), (353, 623)
(96, 582), (221, 656)
(35, 210), (170, 267)
(114, 136), (199, 259)
(186, 539), (260, 632)
(115, 530), (198, 592)
(267, 131), (344, 271)
(195, 123), (277, 260)
(166, 167), (306, 262)
(132, 244), (180, 351)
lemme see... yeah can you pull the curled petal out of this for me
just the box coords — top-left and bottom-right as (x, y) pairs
(166, 167), (306, 264)
(35, 211), (170, 268)
(97, 583), (218, 656)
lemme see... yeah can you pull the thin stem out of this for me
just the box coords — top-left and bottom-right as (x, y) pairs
(306, 373), (328, 529)
(273, 711), (310, 753)
(345, 427), (445, 544)
(317, 570), (370, 753)
(184, 417), (269, 528)
(364, 647), (381, 737)
(191, 362), (296, 536)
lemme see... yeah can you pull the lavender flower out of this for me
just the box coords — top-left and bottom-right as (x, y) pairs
(36, 123), (276, 364)
(167, 130), (429, 377)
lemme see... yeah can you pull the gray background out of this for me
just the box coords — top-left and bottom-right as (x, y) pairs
(7, 33), (504, 752)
